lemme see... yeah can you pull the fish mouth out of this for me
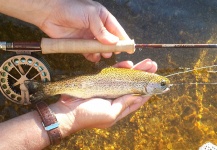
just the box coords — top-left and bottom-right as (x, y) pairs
(169, 84), (173, 87)
(162, 86), (172, 93)
(162, 88), (170, 93)
(163, 84), (173, 93)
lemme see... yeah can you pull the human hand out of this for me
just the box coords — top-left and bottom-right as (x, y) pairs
(52, 59), (157, 136)
(1, 0), (129, 61)
(36, 0), (130, 62)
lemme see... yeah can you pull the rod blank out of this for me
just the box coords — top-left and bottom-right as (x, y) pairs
(135, 44), (217, 48)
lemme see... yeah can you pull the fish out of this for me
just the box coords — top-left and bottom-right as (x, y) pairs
(24, 67), (171, 101)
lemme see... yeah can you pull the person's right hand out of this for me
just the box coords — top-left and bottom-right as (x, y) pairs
(1, 0), (130, 62)
(37, 0), (130, 62)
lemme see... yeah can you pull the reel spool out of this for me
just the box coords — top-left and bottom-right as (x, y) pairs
(0, 55), (51, 105)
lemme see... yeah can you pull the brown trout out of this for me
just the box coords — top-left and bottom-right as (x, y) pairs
(25, 67), (171, 101)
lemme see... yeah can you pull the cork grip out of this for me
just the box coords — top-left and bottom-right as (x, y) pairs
(41, 38), (135, 54)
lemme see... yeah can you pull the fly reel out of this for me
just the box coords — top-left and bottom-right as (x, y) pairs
(0, 54), (51, 105)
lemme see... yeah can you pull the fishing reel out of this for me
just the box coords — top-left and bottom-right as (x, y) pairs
(0, 46), (51, 105)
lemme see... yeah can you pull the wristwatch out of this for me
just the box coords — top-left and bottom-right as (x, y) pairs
(34, 101), (62, 145)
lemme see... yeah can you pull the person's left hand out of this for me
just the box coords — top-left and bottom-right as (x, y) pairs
(52, 59), (157, 135)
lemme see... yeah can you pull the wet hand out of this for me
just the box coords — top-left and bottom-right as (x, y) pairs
(55, 59), (157, 134)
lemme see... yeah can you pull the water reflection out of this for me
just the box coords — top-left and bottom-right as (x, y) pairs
(0, 0), (217, 149)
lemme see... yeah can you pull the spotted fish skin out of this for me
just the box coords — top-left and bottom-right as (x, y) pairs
(25, 67), (170, 101)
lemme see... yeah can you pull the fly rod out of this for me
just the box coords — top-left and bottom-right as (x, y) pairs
(1, 38), (217, 54)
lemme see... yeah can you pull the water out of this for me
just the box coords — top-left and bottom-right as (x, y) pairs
(1, 0), (217, 149)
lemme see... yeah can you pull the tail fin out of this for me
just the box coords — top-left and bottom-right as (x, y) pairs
(24, 80), (48, 102)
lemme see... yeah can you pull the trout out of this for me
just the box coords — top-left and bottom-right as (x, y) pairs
(25, 67), (171, 101)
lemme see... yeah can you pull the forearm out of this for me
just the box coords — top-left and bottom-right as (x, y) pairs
(0, 111), (50, 149)
(0, 0), (54, 26)
(0, 102), (76, 150)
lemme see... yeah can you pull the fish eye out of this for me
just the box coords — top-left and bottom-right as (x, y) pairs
(161, 80), (166, 86)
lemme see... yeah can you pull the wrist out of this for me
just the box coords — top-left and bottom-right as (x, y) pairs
(0, 0), (54, 27)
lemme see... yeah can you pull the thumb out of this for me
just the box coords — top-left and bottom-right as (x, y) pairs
(89, 15), (119, 44)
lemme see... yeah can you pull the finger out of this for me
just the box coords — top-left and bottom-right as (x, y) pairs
(132, 59), (158, 73)
(89, 8), (119, 44)
(84, 53), (112, 61)
(114, 52), (121, 54)
(60, 94), (72, 101)
(110, 95), (142, 119)
(145, 61), (157, 73)
(115, 96), (150, 122)
(101, 52), (113, 58)
(113, 61), (134, 68)
(83, 53), (101, 62)
(102, 10), (130, 40)
(60, 94), (82, 103)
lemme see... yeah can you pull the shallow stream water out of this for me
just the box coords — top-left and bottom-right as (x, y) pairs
(0, 0), (217, 149)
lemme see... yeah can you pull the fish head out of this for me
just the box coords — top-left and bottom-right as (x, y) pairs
(145, 76), (171, 95)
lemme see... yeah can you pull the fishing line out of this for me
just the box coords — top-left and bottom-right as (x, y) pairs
(172, 82), (217, 86)
(164, 64), (217, 86)
(165, 64), (217, 78)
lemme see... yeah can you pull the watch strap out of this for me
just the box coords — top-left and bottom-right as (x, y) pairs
(34, 101), (62, 145)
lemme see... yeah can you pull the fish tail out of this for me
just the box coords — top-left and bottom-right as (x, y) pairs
(24, 80), (48, 102)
